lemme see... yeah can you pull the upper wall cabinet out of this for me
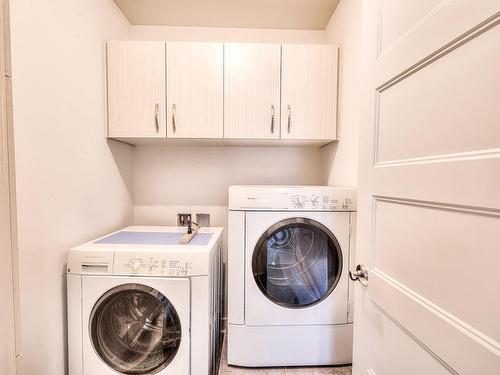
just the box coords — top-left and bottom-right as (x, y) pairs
(281, 44), (338, 140)
(167, 42), (223, 139)
(107, 41), (166, 138)
(224, 43), (281, 139)
(106, 41), (338, 145)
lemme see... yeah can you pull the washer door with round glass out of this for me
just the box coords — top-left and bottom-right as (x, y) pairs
(90, 284), (181, 374)
(82, 277), (190, 375)
(245, 212), (350, 326)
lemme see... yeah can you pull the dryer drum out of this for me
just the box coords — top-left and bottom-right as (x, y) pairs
(252, 218), (343, 308)
(89, 283), (182, 374)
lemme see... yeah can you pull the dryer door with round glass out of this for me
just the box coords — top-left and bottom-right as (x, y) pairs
(252, 218), (342, 309)
(82, 277), (190, 375)
(245, 212), (350, 326)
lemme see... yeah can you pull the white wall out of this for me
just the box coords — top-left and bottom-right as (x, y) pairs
(134, 146), (326, 206)
(9, 1), (133, 374)
(321, 0), (363, 187)
(134, 145), (327, 222)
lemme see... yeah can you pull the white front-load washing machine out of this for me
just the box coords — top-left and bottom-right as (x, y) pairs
(227, 186), (356, 367)
(67, 226), (223, 375)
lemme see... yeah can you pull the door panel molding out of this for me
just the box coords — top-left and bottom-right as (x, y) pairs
(378, 0), (449, 57)
(375, 148), (500, 168)
(371, 300), (457, 375)
(373, 156), (500, 211)
(372, 195), (500, 216)
(374, 16), (500, 164)
(377, 12), (500, 91)
(371, 196), (500, 341)
(370, 269), (500, 374)
(375, 1), (500, 88)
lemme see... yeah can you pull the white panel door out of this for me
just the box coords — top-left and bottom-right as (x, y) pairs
(224, 43), (280, 139)
(167, 42), (223, 139)
(281, 44), (338, 141)
(353, 1), (500, 375)
(107, 41), (166, 138)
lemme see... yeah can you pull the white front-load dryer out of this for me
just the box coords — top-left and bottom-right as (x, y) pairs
(227, 186), (356, 367)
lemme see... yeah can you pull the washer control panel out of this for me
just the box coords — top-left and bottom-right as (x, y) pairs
(229, 186), (357, 211)
(114, 251), (207, 276)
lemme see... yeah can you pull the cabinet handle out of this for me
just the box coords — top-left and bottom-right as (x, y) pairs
(287, 105), (291, 133)
(271, 105), (275, 134)
(172, 104), (176, 133)
(154, 103), (160, 133)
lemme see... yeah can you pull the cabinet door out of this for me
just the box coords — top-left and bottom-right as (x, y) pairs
(224, 43), (280, 139)
(107, 42), (166, 138)
(167, 42), (223, 139)
(281, 44), (338, 140)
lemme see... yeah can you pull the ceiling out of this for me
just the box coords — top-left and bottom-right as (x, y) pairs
(113, 0), (341, 30)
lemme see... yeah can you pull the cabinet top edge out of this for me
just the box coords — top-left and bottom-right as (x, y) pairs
(105, 40), (339, 48)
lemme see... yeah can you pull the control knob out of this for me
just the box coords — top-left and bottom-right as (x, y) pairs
(291, 196), (304, 209)
(132, 260), (141, 271)
(311, 195), (319, 208)
(148, 259), (157, 271)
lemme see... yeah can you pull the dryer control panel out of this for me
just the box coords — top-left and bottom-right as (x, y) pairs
(229, 186), (357, 211)
(290, 193), (353, 210)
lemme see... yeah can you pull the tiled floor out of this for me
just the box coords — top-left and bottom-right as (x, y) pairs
(218, 336), (352, 375)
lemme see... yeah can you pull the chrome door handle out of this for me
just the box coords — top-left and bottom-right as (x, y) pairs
(287, 105), (291, 133)
(271, 105), (275, 134)
(349, 264), (368, 286)
(172, 103), (176, 133)
(154, 103), (160, 133)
